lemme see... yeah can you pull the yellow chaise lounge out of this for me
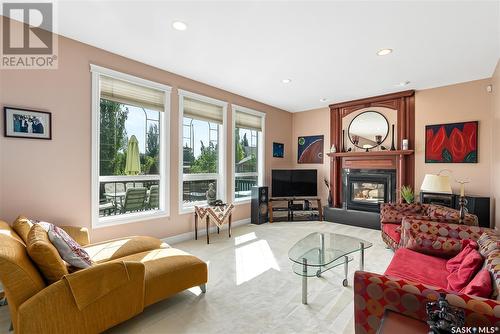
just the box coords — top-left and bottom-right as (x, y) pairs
(0, 218), (208, 334)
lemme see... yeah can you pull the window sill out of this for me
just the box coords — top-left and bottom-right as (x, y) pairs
(94, 210), (169, 229)
(234, 199), (251, 206)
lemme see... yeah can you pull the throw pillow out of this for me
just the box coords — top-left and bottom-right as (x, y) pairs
(461, 269), (493, 298)
(446, 240), (478, 272)
(48, 224), (92, 269)
(26, 223), (69, 284)
(478, 231), (500, 258)
(12, 215), (34, 244)
(405, 231), (462, 257)
(447, 250), (483, 292)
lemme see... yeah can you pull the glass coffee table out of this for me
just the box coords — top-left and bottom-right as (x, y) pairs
(288, 232), (372, 304)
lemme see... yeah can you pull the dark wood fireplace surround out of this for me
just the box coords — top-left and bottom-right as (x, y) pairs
(327, 90), (416, 208)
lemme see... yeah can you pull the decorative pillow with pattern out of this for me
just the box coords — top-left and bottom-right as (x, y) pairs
(483, 248), (500, 300)
(48, 224), (93, 269)
(478, 231), (500, 258)
(405, 230), (463, 257)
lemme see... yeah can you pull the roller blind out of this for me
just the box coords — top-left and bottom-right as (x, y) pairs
(183, 97), (223, 124)
(100, 75), (165, 112)
(235, 110), (263, 131)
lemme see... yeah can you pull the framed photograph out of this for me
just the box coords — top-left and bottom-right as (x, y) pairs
(297, 135), (324, 164)
(273, 142), (284, 158)
(4, 107), (52, 140)
(425, 121), (478, 163)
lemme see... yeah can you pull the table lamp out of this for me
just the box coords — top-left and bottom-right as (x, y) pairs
(420, 174), (452, 194)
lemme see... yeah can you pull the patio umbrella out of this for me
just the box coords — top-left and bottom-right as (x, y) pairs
(125, 135), (141, 175)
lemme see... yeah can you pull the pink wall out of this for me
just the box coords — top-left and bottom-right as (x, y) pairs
(492, 60), (500, 229)
(0, 19), (293, 242)
(291, 107), (331, 205)
(414, 79), (493, 198)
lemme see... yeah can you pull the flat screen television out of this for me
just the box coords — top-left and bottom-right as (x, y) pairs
(271, 169), (317, 197)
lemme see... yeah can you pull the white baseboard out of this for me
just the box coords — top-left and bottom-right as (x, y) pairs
(162, 218), (251, 245)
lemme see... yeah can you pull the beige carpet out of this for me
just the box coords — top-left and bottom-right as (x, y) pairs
(0, 221), (394, 334)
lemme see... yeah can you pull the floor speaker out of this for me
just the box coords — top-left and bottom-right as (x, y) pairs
(251, 186), (268, 225)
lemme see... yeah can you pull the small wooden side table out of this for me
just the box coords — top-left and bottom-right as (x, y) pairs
(194, 204), (234, 244)
(377, 310), (429, 334)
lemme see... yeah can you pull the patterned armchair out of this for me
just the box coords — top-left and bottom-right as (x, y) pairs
(380, 203), (478, 250)
(354, 221), (500, 334)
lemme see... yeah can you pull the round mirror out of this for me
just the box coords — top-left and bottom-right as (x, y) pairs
(348, 111), (389, 149)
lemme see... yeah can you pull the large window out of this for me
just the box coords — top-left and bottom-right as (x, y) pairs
(233, 106), (265, 202)
(179, 91), (226, 211)
(91, 65), (170, 226)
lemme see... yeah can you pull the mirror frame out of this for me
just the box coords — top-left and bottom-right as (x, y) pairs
(347, 110), (389, 149)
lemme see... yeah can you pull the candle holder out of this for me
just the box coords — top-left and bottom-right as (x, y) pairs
(458, 196), (468, 224)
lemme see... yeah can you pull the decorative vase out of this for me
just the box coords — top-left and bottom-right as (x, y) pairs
(327, 192), (333, 207)
(390, 124), (396, 151)
(206, 182), (217, 205)
(342, 130), (346, 152)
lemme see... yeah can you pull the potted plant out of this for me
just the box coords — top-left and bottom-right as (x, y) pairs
(400, 185), (415, 204)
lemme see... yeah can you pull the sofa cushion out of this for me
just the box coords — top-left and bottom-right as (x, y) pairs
(446, 240), (478, 272)
(384, 248), (449, 289)
(461, 269), (492, 298)
(12, 215), (34, 244)
(380, 203), (425, 223)
(382, 223), (401, 244)
(111, 248), (207, 307)
(84, 236), (169, 264)
(447, 250), (483, 292)
(26, 223), (69, 284)
(48, 224), (93, 269)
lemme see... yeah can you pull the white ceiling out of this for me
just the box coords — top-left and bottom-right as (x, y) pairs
(54, 1), (499, 112)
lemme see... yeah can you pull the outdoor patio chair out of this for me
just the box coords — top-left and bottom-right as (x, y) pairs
(126, 182), (144, 189)
(146, 185), (159, 209)
(117, 187), (147, 213)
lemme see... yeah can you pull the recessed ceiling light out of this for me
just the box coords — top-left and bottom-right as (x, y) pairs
(398, 81), (411, 86)
(281, 79), (292, 84)
(172, 21), (187, 31)
(377, 48), (393, 56)
(319, 98), (328, 102)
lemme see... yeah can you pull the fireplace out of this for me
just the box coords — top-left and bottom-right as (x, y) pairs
(343, 169), (396, 212)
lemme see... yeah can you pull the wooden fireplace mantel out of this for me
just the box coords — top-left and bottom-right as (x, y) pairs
(329, 91), (415, 208)
(326, 150), (414, 158)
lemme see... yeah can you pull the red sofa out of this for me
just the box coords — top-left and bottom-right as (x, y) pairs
(354, 220), (500, 334)
(380, 203), (478, 250)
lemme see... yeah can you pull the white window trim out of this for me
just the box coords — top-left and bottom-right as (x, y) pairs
(90, 64), (172, 228)
(231, 104), (266, 203)
(178, 90), (227, 214)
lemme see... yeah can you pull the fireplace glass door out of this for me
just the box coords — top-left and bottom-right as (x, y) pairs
(351, 182), (385, 204)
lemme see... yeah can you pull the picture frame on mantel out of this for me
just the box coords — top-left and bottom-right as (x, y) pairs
(4, 106), (52, 140)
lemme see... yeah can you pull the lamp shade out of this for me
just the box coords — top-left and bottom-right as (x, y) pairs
(420, 174), (452, 194)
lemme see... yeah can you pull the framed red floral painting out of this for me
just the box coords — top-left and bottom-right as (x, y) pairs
(425, 121), (478, 163)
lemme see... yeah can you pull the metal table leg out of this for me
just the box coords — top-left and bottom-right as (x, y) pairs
(343, 255), (349, 287)
(302, 258), (308, 304)
(359, 242), (365, 271)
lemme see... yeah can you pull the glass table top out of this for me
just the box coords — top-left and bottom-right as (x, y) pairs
(288, 232), (372, 267)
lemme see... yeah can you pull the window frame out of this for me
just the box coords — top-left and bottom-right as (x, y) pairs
(178, 89), (227, 214)
(231, 105), (266, 204)
(90, 64), (171, 228)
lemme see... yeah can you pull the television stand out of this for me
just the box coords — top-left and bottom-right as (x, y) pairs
(269, 197), (323, 223)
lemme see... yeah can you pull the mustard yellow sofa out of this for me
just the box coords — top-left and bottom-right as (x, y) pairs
(0, 218), (208, 333)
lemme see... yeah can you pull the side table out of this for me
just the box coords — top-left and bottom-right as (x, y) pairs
(194, 204), (234, 244)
